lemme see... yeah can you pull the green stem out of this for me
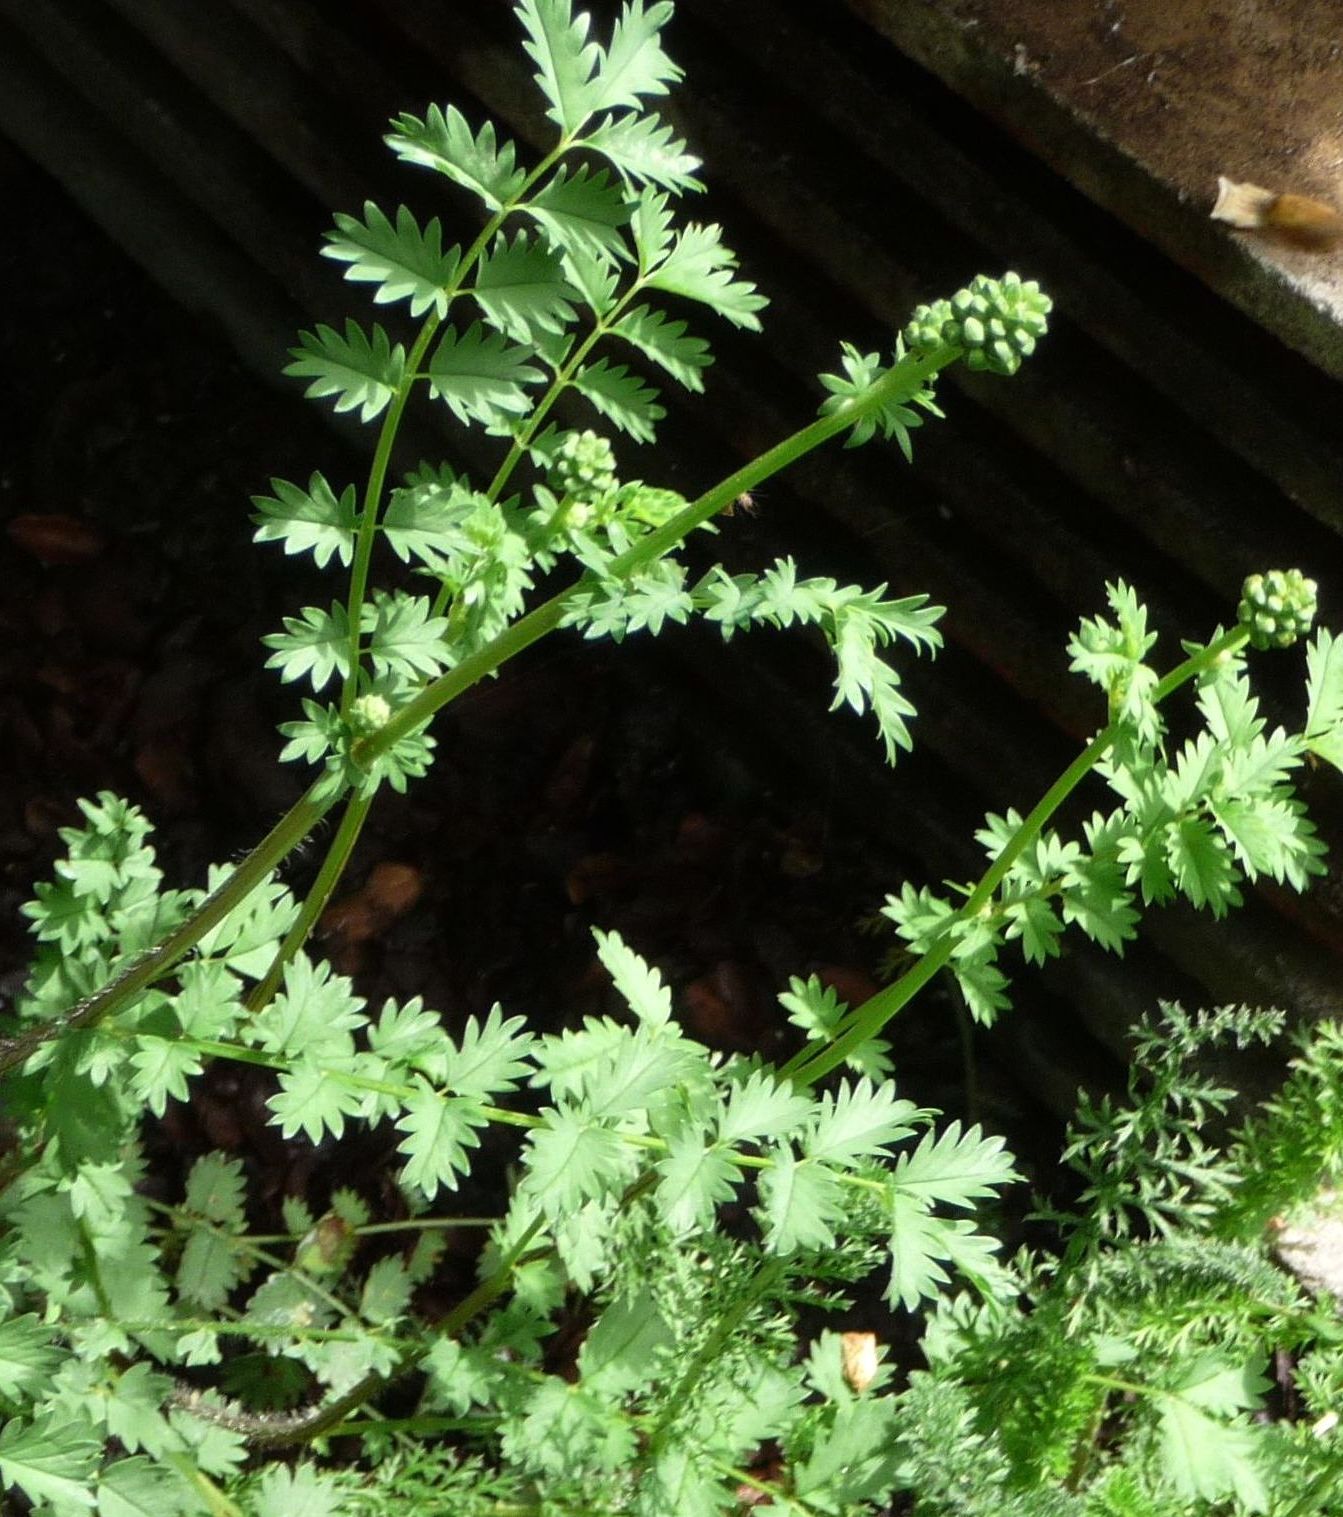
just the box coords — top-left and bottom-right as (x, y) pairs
(708, 1460), (810, 1515)
(481, 284), (640, 508)
(785, 624), (1249, 1086)
(6, 346), (946, 1078)
(0, 782), (336, 1077)
(336, 137), (569, 719)
(339, 314), (441, 719)
(428, 283), (641, 621)
(164, 1458), (245, 1517)
(440, 1214), (549, 1336)
(359, 347), (952, 769)
(245, 787), (376, 1014)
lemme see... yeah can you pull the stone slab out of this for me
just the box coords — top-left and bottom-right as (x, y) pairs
(844, 0), (1343, 379)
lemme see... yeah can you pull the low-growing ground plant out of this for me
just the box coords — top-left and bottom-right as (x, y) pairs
(4, 3), (1343, 1513)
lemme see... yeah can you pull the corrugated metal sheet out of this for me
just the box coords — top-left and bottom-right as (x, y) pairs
(3, 0), (1340, 1104)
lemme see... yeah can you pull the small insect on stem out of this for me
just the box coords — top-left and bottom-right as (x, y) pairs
(722, 490), (760, 517)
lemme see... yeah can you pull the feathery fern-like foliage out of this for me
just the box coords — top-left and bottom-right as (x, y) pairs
(5, 0), (1343, 1513)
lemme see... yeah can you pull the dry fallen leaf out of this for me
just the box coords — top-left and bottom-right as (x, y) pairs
(1211, 177), (1343, 250)
(841, 1330), (879, 1393)
(7, 513), (106, 564)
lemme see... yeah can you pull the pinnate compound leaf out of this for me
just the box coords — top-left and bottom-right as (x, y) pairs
(891, 1121), (1017, 1208)
(323, 203), (461, 318)
(262, 603), (352, 692)
(1305, 626), (1343, 771)
(384, 105), (526, 210)
(521, 1108), (634, 1214)
(583, 112), (702, 193)
(396, 1082), (486, 1198)
(594, 928), (671, 1025)
(571, 358), (665, 442)
(526, 164), (631, 262)
(758, 1149), (845, 1253)
(612, 303), (711, 389)
(252, 474), (358, 569)
(718, 1069), (813, 1147)
(645, 222), (767, 330)
(444, 1005), (536, 1098)
(97, 1455), (195, 1517)
(0, 1316), (61, 1399)
(655, 1134), (741, 1233)
(1156, 1402), (1268, 1510)
(426, 321), (544, 427)
(285, 320), (405, 423)
(471, 232), (578, 344)
(251, 1462), (346, 1517)
(0, 1415), (101, 1511)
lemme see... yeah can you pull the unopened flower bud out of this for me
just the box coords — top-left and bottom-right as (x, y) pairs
(1237, 568), (1318, 650)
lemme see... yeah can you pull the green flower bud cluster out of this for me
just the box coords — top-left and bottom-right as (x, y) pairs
(349, 692), (392, 735)
(903, 298), (955, 358)
(1237, 569), (1318, 650)
(548, 430), (619, 524)
(903, 272), (1052, 376)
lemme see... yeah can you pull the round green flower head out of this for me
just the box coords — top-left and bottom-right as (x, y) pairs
(548, 429), (618, 506)
(1237, 568), (1318, 650)
(349, 692), (393, 736)
(904, 272), (1052, 376)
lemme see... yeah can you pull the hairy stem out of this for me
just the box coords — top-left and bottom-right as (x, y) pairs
(785, 625), (1250, 1085)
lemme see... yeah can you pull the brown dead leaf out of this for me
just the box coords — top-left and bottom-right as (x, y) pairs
(7, 513), (106, 564)
(320, 861), (424, 947)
